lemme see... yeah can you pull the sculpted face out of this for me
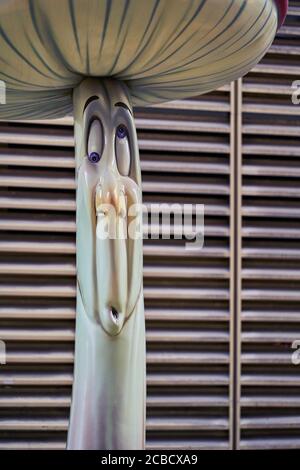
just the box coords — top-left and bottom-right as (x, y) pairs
(74, 79), (143, 336)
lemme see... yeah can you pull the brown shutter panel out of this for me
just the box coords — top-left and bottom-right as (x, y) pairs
(239, 2), (300, 450)
(0, 87), (232, 449)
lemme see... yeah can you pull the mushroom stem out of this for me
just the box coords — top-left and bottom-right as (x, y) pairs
(67, 79), (145, 450)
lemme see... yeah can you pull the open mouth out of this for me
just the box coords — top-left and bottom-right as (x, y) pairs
(110, 306), (119, 323)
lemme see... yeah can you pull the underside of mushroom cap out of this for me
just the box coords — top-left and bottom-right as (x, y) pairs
(0, 0), (281, 119)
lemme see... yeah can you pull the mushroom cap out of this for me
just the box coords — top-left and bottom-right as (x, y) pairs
(0, 0), (285, 119)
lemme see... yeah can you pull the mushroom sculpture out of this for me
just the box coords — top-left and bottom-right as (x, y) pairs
(0, 0), (287, 450)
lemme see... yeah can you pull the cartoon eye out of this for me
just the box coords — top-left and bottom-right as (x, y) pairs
(87, 119), (103, 163)
(88, 152), (100, 163)
(115, 124), (130, 176)
(116, 124), (128, 139)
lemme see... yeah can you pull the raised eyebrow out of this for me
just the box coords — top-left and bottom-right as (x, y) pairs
(83, 96), (99, 114)
(115, 101), (132, 116)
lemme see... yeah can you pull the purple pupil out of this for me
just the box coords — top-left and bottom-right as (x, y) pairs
(117, 124), (127, 139)
(88, 152), (100, 163)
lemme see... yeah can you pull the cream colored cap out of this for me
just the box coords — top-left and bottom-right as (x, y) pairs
(0, 0), (278, 118)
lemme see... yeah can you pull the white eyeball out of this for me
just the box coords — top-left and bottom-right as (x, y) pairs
(87, 119), (103, 163)
(115, 124), (130, 176)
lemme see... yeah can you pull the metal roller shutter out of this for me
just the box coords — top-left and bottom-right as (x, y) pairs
(0, 1), (298, 450)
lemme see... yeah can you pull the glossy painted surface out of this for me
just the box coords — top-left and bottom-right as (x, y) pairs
(0, 0), (279, 118)
(67, 79), (145, 450)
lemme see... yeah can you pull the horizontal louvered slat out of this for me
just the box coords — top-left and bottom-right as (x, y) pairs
(0, 307), (229, 321)
(0, 372), (229, 387)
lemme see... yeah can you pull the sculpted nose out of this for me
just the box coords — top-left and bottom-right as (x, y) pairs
(95, 173), (126, 218)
